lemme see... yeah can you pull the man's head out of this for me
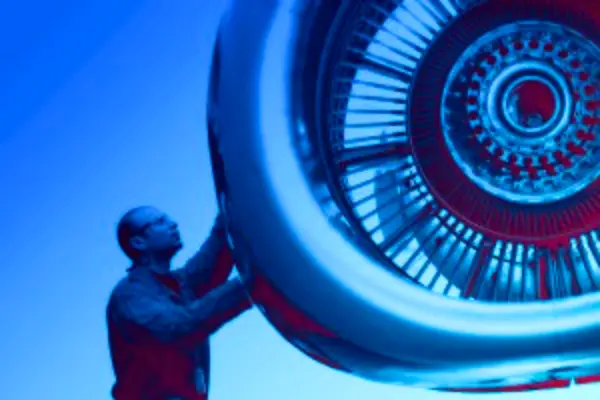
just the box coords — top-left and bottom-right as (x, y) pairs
(116, 206), (183, 263)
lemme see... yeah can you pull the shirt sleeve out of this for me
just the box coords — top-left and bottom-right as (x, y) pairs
(111, 278), (250, 346)
(178, 214), (235, 295)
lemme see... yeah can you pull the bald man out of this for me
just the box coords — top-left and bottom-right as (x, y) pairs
(106, 206), (252, 400)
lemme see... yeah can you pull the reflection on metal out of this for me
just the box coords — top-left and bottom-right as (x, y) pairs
(209, 0), (600, 392)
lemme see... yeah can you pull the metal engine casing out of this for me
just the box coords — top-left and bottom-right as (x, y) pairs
(207, 0), (600, 392)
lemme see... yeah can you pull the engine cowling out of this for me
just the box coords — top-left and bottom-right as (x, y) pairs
(208, 0), (600, 392)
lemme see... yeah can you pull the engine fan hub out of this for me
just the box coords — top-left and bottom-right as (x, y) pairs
(441, 22), (600, 205)
(501, 74), (559, 133)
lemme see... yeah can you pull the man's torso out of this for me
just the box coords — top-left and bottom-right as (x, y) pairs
(107, 268), (210, 399)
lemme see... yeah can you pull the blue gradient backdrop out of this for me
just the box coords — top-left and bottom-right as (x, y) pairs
(2, 1), (600, 399)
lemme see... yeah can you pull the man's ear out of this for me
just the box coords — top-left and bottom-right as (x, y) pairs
(129, 236), (147, 252)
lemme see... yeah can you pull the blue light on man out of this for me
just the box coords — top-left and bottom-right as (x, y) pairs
(106, 206), (252, 400)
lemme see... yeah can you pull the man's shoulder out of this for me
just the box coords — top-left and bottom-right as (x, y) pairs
(107, 277), (131, 308)
(109, 268), (166, 302)
(108, 273), (148, 306)
(107, 273), (154, 317)
(111, 276), (133, 296)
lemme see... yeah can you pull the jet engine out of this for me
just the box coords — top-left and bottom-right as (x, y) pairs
(207, 0), (600, 392)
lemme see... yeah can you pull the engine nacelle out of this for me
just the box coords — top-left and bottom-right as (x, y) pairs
(208, 0), (600, 392)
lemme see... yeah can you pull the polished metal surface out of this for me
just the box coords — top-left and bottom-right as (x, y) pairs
(210, 0), (600, 390)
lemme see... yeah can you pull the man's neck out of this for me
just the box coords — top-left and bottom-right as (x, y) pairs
(134, 258), (172, 275)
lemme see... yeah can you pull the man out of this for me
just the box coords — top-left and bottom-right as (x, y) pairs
(106, 205), (252, 400)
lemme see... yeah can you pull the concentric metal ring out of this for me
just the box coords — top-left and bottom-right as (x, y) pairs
(442, 21), (600, 204)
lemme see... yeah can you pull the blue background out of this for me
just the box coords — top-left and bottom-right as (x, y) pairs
(2, 1), (600, 399)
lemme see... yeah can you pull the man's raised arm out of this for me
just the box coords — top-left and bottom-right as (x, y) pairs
(178, 214), (235, 295)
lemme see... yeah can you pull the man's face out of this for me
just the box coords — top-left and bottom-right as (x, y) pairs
(129, 206), (183, 259)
